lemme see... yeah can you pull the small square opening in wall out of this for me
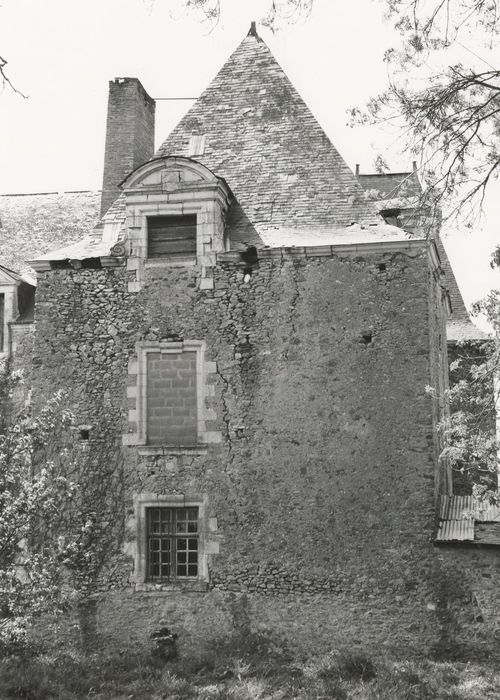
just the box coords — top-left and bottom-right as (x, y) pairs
(378, 263), (386, 272)
(147, 215), (197, 259)
(359, 331), (373, 346)
(79, 428), (90, 441)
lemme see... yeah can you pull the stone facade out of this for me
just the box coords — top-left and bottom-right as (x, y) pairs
(31, 240), (481, 656)
(4, 26), (499, 660)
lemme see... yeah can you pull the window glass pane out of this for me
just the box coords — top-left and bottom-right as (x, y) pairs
(146, 506), (199, 582)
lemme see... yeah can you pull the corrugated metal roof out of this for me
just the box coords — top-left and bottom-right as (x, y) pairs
(438, 495), (500, 522)
(439, 495), (476, 520)
(436, 495), (500, 543)
(436, 519), (475, 541)
(476, 503), (500, 523)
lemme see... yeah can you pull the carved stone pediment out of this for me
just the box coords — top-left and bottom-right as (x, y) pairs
(121, 156), (221, 193)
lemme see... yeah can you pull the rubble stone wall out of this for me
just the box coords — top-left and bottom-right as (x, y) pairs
(30, 247), (497, 657)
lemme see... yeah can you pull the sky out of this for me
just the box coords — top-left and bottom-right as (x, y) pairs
(0, 0), (498, 328)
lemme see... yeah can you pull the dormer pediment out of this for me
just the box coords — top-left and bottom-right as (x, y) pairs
(120, 156), (228, 198)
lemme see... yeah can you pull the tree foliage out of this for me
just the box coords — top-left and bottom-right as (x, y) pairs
(358, 0), (500, 220)
(0, 376), (125, 653)
(440, 340), (499, 496)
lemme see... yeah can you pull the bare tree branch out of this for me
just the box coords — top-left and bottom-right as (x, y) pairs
(0, 55), (27, 99)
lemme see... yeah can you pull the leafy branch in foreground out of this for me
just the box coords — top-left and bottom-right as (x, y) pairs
(359, 63), (500, 221)
(353, 0), (500, 221)
(440, 339), (499, 497)
(0, 376), (126, 653)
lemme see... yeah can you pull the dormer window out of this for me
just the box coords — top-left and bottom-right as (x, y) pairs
(119, 156), (231, 292)
(147, 215), (197, 260)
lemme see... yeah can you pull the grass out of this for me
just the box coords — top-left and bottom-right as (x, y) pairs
(0, 647), (499, 699)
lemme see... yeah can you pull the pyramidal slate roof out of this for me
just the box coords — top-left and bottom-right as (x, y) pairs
(155, 29), (382, 245)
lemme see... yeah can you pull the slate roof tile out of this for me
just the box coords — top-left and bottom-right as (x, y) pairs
(0, 191), (101, 276)
(156, 32), (382, 243)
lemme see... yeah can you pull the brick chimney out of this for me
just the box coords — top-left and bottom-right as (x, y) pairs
(101, 78), (156, 216)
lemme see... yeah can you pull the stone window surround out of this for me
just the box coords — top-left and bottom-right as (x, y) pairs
(121, 157), (231, 293)
(123, 339), (221, 452)
(127, 197), (223, 269)
(132, 493), (219, 591)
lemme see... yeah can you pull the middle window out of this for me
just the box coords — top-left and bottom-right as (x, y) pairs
(146, 350), (198, 445)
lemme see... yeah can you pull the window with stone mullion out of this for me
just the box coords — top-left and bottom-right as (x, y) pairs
(147, 507), (199, 582)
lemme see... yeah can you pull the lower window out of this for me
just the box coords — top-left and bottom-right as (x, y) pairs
(147, 507), (199, 581)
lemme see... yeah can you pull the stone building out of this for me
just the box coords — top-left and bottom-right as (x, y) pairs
(1, 25), (499, 656)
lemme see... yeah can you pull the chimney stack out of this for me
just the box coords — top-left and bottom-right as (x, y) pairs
(101, 77), (156, 216)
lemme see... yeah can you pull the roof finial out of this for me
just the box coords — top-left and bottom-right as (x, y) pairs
(248, 21), (258, 37)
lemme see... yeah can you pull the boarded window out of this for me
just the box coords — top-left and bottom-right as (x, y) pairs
(147, 215), (197, 259)
(146, 351), (198, 445)
(147, 507), (199, 581)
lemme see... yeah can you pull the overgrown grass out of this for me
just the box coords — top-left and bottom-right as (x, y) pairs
(0, 647), (499, 699)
